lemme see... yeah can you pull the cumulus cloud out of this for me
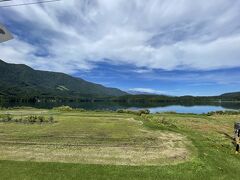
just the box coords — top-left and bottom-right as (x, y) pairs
(0, 0), (240, 73)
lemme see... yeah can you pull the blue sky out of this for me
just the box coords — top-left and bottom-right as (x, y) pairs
(0, 0), (240, 96)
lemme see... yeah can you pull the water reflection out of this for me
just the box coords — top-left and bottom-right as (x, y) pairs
(132, 105), (227, 114)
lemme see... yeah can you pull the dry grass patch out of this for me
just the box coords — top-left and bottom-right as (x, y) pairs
(0, 132), (190, 166)
(0, 109), (193, 166)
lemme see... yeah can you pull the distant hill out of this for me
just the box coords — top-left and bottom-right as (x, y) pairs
(221, 92), (240, 100)
(221, 92), (240, 97)
(0, 60), (127, 99)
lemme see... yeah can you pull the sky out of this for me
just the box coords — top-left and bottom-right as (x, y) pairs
(0, 0), (240, 96)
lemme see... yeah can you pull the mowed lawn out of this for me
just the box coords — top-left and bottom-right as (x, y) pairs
(0, 108), (240, 179)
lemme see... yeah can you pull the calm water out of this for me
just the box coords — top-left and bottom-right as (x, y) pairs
(131, 105), (231, 114)
(1, 101), (240, 114)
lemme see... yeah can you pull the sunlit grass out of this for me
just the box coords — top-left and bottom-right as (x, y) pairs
(0, 108), (240, 179)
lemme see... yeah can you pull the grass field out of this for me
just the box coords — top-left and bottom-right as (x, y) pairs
(0, 108), (240, 179)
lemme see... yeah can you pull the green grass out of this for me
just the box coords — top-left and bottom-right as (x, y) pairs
(0, 108), (240, 179)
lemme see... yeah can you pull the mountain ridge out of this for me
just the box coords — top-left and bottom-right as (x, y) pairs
(0, 59), (127, 98)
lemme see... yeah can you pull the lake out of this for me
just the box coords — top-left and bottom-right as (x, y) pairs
(1, 101), (240, 114)
(130, 105), (232, 114)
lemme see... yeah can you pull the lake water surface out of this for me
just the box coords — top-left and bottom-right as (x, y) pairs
(131, 105), (232, 114)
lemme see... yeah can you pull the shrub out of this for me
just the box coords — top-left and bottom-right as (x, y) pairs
(38, 116), (45, 123)
(0, 114), (13, 122)
(26, 115), (38, 123)
(14, 118), (21, 123)
(207, 110), (240, 116)
(116, 109), (150, 116)
(116, 109), (125, 113)
(48, 116), (54, 123)
(0, 114), (55, 124)
(76, 108), (86, 112)
(53, 106), (73, 111)
(139, 109), (150, 115)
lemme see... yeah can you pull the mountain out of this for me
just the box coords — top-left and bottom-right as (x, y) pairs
(0, 60), (127, 98)
(221, 92), (240, 97)
(221, 92), (240, 100)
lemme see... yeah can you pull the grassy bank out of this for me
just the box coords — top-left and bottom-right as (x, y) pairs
(0, 108), (240, 179)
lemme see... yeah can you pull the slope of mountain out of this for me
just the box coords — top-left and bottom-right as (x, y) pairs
(221, 92), (240, 97)
(0, 60), (127, 98)
(221, 92), (240, 100)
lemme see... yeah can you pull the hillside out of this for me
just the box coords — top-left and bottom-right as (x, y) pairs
(221, 92), (240, 100)
(0, 60), (127, 98)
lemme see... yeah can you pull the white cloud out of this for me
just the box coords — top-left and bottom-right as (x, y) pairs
(0, 0), (240, 73)
(129, 88), (166, 95)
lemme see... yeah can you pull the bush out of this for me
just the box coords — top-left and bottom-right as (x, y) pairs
(116, 109), (150, 115)
(38, 116), (45, 123)
(139, 109), (150, 115)
(48, 116), (54, 123)
(0, 114), (55, 124)
(116, 109), (125, 113)
(26, 115), (38, 123)
(0, 114), (13, 122)
(53, 106), (73, 111)
(14, 118), (21, 123)
(207, 110), (240, 116)
(76, 108), (86, 112)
